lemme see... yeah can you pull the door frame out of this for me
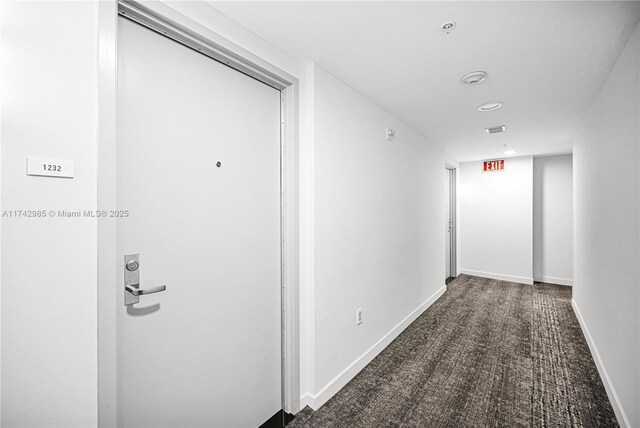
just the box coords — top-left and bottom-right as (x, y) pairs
(445, 163), (457, 282)
(97, 1), (300, 425)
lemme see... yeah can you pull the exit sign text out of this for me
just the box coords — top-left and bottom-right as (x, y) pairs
(483, 159), (504, 172)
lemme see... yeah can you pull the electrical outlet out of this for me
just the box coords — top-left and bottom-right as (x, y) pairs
(356, 308), (363, 326)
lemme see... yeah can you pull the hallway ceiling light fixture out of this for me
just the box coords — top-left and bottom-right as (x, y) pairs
(477, 102), (503, 112)
(441, 21), (456, 34)
(460, 71), (487, 85)
(485, 125), (506, 134)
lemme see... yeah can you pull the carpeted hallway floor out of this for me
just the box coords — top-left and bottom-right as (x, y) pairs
(289, 275), (617, 428)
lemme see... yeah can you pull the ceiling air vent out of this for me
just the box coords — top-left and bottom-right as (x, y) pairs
(460, 71), (487, 85)
(485, 125), (506, 134)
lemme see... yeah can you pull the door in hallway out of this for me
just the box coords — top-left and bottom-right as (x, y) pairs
(445, 166), (456, 284)
(445, 168), (451, 279)
(117, 17), (282, 427)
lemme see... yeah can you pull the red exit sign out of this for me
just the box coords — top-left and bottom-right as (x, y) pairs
(483, 159), (504, 172)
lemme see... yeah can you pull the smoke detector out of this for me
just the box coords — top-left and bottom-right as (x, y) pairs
(441, 21), (456, 34)
(485, 125), (506, 134)
(460, 71), (487, 85)
(477, 102), (503, 112)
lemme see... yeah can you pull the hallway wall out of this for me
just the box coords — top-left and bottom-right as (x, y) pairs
(0, 1), (310, 426)
(312, 66), (446, 408)
(533, 155), (573, 285)
(1, 2), (449, 423)
(1, 2), (99, 426)
(458, 156), (534, 284)
(6, 3), (635, 426)
(572, 22), (640, 428)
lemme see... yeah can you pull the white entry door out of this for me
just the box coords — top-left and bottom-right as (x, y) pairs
(445, 168), (451, 280)
(117, 17), (282, 427)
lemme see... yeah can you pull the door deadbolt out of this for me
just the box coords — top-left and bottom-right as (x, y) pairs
(126, 260), (139, 272)
(124, 253), (166, 306)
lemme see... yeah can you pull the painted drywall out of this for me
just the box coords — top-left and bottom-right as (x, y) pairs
(165, 4), (449, 409)
(459, 156), (534, 284)
(0, 1), (471, 421)
(312, 65), (445, 407)
(1, 2), (98, 426)
(573, 22), (639, 428)
(0, 0), (312, 424)
(533, 155), (573, 286)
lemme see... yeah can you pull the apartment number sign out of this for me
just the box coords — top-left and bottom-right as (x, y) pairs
(483, 159), (504, 172)
(26, 157), (74, 178)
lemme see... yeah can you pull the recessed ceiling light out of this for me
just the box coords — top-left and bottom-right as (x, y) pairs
(485, 125), (506, 134)
(504, 150), (517, 155)
(441, 21), (456, 34)
(460, 71), (487, 85)
(477, 102), (503, 112)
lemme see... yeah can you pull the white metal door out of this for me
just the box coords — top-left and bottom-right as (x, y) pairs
(444, 167), (456, 283)
(445, 168), (451, 280)
(117, 17), (282, 427)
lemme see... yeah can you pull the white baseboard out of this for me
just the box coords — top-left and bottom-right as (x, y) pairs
(299, 393), (313, 410)
(302, 285), (446, 410)
(572, 298), (629, 427)
(533, 275), (573, 286)
(459, 269), (534, 285)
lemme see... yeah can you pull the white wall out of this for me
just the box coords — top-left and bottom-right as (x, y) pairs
(0, 1), (310, 424)
(572, 22), (639, 428)
(157, 6), (449, 409)
(311, 66), (446, 407)
(1, 2), (449, 421)
(459, 156), (534, 284)
(1, 2), (98, 426)
(458, 154), (573, 287)
(533, 155), (573, 286)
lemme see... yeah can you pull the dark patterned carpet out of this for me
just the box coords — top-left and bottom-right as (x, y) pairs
(290, 275), (617, 428)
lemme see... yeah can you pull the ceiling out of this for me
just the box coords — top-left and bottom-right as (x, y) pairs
(210, 1), (640, 162)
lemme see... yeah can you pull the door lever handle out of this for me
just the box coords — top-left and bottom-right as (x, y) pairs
(124, 253), (167, 306)
(126, 284), (166, 296)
